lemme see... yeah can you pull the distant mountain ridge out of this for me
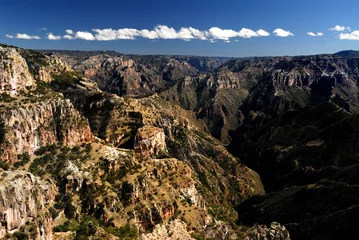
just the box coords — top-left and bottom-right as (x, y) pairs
(335, 50), (359, 58)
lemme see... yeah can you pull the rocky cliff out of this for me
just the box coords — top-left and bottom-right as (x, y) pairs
(0, 46), (35, 96)
(0, 170), (57, 239)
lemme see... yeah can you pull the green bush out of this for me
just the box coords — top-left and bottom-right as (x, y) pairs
(0, 161), (9, 170)
(51, 71), (82, 89)
(49, 207), (59, 220)
(106, 224), (138, 239)
(53, 220), (78, 232)
(75, 216), (98, 240)
(14, 152), (31, 168)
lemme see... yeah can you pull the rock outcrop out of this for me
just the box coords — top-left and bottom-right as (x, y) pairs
(0, 98), (93, 162)
(244, 222), (290, 240)
(0, 170), (57, 239)
(0, 46), (35, 96)
(140, 220), (194, 240)
(134, 125), (167, 158)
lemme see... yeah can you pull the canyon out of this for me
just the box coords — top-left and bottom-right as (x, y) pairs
(1, 43), (359, 239)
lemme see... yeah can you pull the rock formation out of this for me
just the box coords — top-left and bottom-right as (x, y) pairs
(0, 46), (35, 96)
(0, 98), (93, 162)
(134, 125), (167, 158)
(0, 170), (57, 239)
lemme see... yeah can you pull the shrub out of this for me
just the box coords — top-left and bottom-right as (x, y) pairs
(53, 220), (78, 232)
(106, 224), (138, 239)
(0, 161), (9, 170)
(75, 216), (98, 240)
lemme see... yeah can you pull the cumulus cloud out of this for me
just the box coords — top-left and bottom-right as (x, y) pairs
(16, 33), (41, 40)
(154, 25), (178, 39)
(238, 28), (259, 38)
(208, 27), (238, 40)
(59, 25), (272, 42)
(339, 30), (359, 40)
(47, 33), (61, 40)
(139, 29), (159, 39)
(93, 28), (141, 40)
(5, 34), (14, 39)
(329, 25), (350, 31)
(273, 28), (294, 37)
(75, 31), (95, 40)
(257, 29), (270, 37)
(65, 29), (74, 35)
(307, 32), (324, 37)
(185, 27), (208, 40)
(63, 35), (75, 40)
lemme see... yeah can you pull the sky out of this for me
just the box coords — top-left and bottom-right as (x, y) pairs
(1, 0), (359, 57)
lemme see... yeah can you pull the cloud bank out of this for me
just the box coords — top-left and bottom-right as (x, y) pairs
(58, 25), (271, 42)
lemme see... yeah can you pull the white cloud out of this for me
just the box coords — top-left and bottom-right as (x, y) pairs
(339, 30), (359, 40)
(273, 28), (294, 37)
(177, 27), (196, 40)
(257, 29), (270, 36)
(41, 27), (47, 31)
(329, 25), (350, 31)
(93, 28), (118, 40)
(75, 31), (95, 40)
(307, 32), (324, 37)
(47, 33), (61, 40)
(117, 28), (140, 39)
(93, 26), (210, 41)
(45, 25), (271, 42)
(238, 28), (259, 38)
(187, 27), (208, 40)
(139, 29), (159, 39)
(5, 34), (14, 39)
(65, 29), (74, 35)
(16, 33), (41, 40)
(63, 35), (74, 40)
(208, 27), (238, 40)
(154, 25), (179, 39)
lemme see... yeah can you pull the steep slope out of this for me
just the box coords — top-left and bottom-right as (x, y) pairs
(0, 44), (267, 240)
(225, 55), (359, 239)
(0, 45), (93, 163)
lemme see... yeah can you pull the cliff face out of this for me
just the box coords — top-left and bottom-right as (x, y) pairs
(0, 170), (57, 240)
(0, 98), (93, 162)
(0, 46), (35, 96)
(134, 125), (167, 158)
(0, 45), (93, 163)
(68, 54), (198, 97)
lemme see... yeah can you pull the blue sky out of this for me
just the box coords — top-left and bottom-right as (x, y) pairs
(1, 0), (359, 57)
